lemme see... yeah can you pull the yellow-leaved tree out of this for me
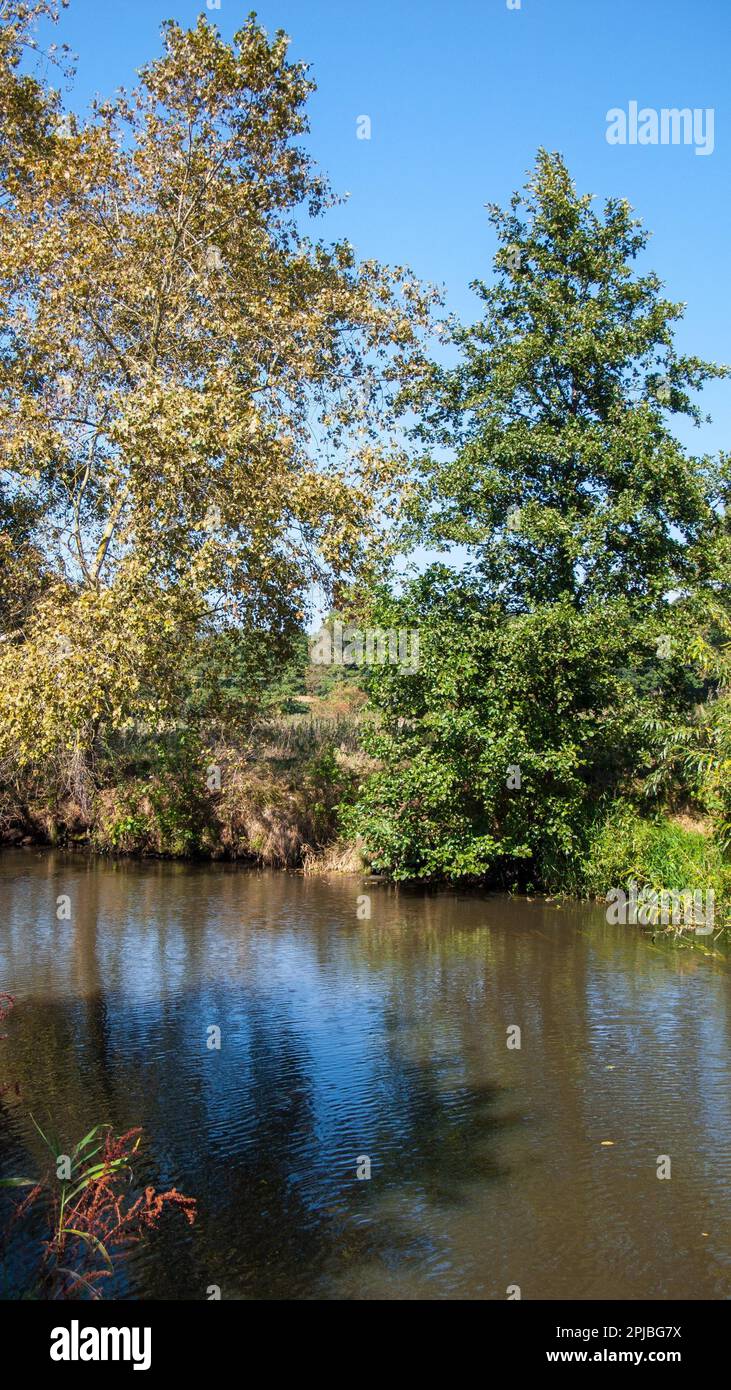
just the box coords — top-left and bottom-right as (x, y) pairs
(0, 2), (435, 785)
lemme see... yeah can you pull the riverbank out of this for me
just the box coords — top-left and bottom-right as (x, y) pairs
(1, 714), (729, 937)
(0, 715), (365, 866)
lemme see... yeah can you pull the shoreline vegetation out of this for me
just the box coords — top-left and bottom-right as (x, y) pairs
(0, 7), (729, 938)
(2, 680), (729, 939)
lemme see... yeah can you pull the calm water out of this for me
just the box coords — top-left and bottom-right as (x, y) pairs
(1, 849), (730, 1300)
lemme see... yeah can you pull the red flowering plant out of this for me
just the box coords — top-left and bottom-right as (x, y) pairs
(1, 1116), (196, 1299)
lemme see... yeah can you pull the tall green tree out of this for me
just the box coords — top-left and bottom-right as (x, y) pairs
(418, 148), (727, 612)
(348, 152), (730, 883)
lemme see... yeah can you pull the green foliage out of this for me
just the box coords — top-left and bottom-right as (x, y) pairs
(94, 729), (213, 856)
(581, 805), (728, 900)
(262, 631), (310, 714)
(301, 744), (356, 840)
(643, 612), (731, 850)
(413, 149), (727, 613)
(343, 574), (655, 881)
(347, 153), (731, 908)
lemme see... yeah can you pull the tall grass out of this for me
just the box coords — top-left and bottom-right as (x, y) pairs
(569, 805), (729, 935)
(582, 806), (726, 894)
(260, 714), (367, 761)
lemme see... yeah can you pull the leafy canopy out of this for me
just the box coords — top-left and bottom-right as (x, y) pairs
(0, 2), (435, 762)
(349, 152), (730, 883)
(416, 149), (727, 612)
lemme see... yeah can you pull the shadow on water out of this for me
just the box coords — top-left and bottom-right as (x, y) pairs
(1, 978), (512, 1299)
(1, 850), (730, 1299)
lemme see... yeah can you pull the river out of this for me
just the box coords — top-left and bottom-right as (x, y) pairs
(1, 849), (729, 1299)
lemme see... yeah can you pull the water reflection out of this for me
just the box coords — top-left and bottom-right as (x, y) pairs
(1, 850), (729, 1299)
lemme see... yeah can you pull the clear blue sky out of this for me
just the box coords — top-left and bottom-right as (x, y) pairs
(46, 0), (731, 455)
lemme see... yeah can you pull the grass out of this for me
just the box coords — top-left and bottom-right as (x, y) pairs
(580, 804), (731, 932)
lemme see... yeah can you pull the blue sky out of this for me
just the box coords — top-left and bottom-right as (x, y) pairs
(48, 0), (731, 460)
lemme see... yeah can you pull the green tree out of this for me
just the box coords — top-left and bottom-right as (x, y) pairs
(348, 152), (730, 884)
(417, 149), (726, 612)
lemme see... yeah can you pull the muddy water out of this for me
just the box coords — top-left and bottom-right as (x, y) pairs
(1, 849), (729, 1300)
